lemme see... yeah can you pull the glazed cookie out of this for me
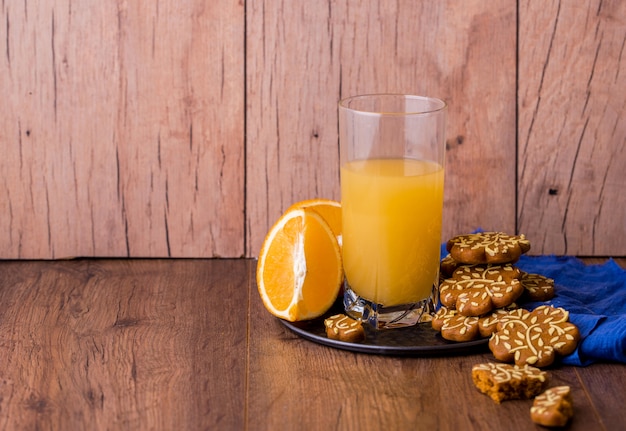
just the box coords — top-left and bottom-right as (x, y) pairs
(489, 305), (580, 367)
(439, 264), (524, 316)
(446, 232), (531, 264)
(478, 307), (523, 338)
(520, 272), (555, 302)
(440, 254), (460, 279)
(324, 314), (366, 342)
(433, 307), (522, 341)
(432, 307), (480, 342)
(530, 386), (574, 427)
(472, 362), (549, 404)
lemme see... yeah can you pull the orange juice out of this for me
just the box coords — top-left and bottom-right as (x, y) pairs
(341, 158), (444, 306)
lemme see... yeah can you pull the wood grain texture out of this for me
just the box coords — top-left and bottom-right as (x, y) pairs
(574, 362), (626, 426)
(1, 1), (623, 259)
(0, 258), (624, 429)
(0, 1), (244, 259)
(245, 258), (626, 431)
(245, 0), (517, 257)
(518, 0), (626, 255)
(0, 259), (249, 430)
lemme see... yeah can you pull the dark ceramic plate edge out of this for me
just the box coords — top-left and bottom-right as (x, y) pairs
(279, 318), (489, 356)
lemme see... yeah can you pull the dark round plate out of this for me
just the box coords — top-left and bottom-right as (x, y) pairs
(279, 302), (488, 356)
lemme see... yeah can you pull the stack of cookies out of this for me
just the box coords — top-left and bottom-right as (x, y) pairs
(432, 232), (580, 368)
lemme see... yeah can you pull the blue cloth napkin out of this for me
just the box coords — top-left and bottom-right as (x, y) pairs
(440, 244), (626, 366)
(515, 255), (626, 366)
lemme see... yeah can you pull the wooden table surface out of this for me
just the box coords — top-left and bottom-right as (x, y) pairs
(0, 258), (624, 430)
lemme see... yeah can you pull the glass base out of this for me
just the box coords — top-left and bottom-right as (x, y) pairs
(343, 282), (438, 330)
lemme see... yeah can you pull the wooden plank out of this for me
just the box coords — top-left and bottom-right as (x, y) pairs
(246, 0), (517, 257)
(246, 285), (614, 430)
(247, 257), (625, 430)
(3, 0), (621, 260)
(0, 259), (249, 429)
(0, 258), (623, 429)
(574, 363), (626, 427)
(518, 0), (626, 256)
(0, 0), (244, 258)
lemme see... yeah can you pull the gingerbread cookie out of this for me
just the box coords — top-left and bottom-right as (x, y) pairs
(531, 386), (574, 427)
(489, 305), (580, 367)
(472, 362), (549, 403)
(520, 272), (555, 302)
(433, 307), (523, 341)
(446, 232), (531, 264)
(324, 314), (366, 342)
(432, 307), (480, 342)
(439, 264), (524, 316)
(478, 307), (522, 338)
(440, 254), (460, 278)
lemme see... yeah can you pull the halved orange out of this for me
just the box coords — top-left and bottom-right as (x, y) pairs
(256, 207), (343, 321)
(287, 199), (342, 247)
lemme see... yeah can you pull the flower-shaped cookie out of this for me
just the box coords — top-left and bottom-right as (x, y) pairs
(324, 314), (365, 342)
(432, 307), (520, 341)
(489, 305), (580, 368)
(432, 307), (480, 341)
(439, 264), (524, 316)
(520, 272), (555, 302)
(440, 254), (460, 278)
(446, 232), (531, 264)
(478, 307), (523, 338)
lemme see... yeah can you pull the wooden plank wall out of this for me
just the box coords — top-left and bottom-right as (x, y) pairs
(518, 0), (626, 256)
(1, 1), (624, 259)
(1, 1), (245, 259)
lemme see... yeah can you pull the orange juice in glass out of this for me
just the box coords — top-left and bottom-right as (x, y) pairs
(339, 94), (447, 329)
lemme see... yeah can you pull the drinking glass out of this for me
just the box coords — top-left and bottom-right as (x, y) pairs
(339, 94), (447, 329)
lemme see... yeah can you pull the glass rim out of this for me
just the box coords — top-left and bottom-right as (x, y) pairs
(338, 93), (447, 116)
